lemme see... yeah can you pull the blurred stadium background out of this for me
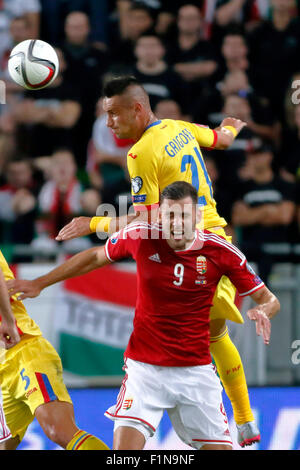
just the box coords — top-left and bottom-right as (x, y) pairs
(0, 0), (300, 450)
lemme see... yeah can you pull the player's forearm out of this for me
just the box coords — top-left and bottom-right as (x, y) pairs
(91, 208), (155, 235)
(214, 118), (246, 149)
(34, 247), (107, 291)
(251, 287), (280, 319)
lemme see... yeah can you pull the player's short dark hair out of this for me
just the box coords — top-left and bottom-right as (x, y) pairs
(161, 181), (198, 205)
(103, 75), (144, 97)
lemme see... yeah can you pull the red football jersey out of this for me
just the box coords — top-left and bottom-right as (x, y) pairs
(105, 223), (264, 367)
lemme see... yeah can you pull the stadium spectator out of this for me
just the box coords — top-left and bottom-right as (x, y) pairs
(11, 48), (82, 160)
(61, 11), (109, 168)
(86, 98), (132, 207)
(194, 68), (278, 143)
(191, 29), (249, 121)
(214, 0), (269, 31)
(0, 16), (29, 163)
(231, 144), (296, 282)
(279, 102), (300, 242)
(0, 16), (31, 84)
(0, 114), (17, 174)
(191, 28), (278, 138)
(37, 148), (100, 240)
(208, 94), (265, 187)
(280, 103), (300, 183)
(40, 0), (108, 48)
(0, 157), (41, 246)
(108, 2), (155, 73)
(153, 98), (187, 120)
(165, 3), (218, 91)
(218, 30), (249, 78)
(61, 11), (108, 84)
(204, 154), (236, 240)
(0, 0), (40, 62)
(247, 0), (300, 120)
(130, 32), (190, 112)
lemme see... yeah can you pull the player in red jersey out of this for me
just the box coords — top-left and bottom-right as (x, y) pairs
(7, 182), (280, 450)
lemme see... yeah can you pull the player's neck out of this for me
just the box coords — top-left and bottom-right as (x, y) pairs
(141, 113), (159, 137)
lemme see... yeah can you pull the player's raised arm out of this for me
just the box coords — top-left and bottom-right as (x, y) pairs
(7, 246), (111, 301)
(213, 117), (247, 149)
(186, 116), (246, 151)
(247, 285), (280, 345)
(0, 269), (20, 348)
(55, 211), (138, 241)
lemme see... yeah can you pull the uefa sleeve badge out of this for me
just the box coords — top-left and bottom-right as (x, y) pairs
(131, 177), (143, 194)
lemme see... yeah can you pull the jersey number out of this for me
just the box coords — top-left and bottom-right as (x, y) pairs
(173, 264), (184, 286)
(180, 146), (213, 206)
(20, 367), (30, 391)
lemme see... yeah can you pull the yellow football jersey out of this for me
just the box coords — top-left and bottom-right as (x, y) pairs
(0, 250), (41, 337)
(127, 119), (226, 229)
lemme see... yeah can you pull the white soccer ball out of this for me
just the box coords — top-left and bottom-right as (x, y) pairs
(8, 39), (59, 90)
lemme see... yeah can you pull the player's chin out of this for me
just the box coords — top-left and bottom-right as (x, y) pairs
(170, 232), (186, 249)
(112, 128), (127, 139)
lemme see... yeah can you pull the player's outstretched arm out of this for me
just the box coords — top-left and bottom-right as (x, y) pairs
(248, 286), (280, 345)
(55, 207), (159, 241)
(0, 269), (20, 348)
(55, 212), (139, 241)
(214, 117), (247, 149)
(7, 246), (110, 301)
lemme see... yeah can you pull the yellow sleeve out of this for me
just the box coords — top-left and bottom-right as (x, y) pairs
(127, 146), (160, 212)
(182, 121), (218, 149)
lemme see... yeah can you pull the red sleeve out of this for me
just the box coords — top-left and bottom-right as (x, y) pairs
(104, 228), (133, 262)
(104, 223), (148, 261)
(218, 242), (265, 296)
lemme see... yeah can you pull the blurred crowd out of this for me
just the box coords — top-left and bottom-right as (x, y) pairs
(0, 0), (299, 280)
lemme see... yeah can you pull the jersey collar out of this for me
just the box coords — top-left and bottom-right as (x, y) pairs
(144, 120), (162, 132)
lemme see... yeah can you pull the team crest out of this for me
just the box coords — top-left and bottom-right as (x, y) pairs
(123, 398), (133, 410)
(196, 256), (207, 274)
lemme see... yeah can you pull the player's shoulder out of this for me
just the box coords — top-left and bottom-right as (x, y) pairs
(127, 130), (154, 159)
(201, 230), (246, 264)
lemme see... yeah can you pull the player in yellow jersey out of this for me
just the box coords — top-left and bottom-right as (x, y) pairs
(0, 267), (20, 444)
(0, 268), (20, 349)
(55, 76), (259, 446)
(0, 250), (109, 450)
